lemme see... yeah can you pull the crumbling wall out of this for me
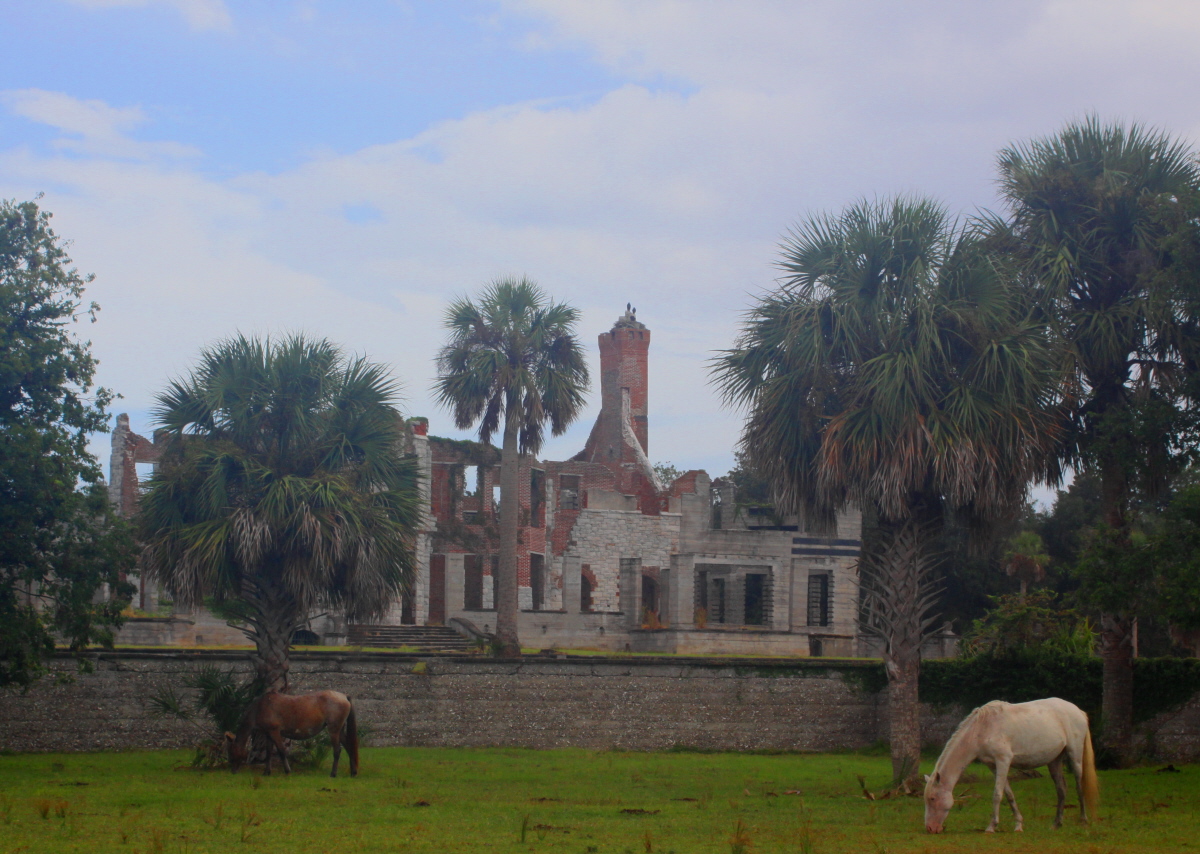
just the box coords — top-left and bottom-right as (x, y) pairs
(558, 510), (680, 614)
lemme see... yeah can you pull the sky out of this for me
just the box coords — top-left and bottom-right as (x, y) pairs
(4, 1), (1200, 495)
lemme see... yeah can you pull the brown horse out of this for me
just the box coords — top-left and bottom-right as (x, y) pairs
(224, 690), (359, 777)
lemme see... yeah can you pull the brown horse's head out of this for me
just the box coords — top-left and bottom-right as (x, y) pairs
(224, 731), (247, 774)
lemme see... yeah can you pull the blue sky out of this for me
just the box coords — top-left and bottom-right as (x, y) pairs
(4, 0), (1200, 499)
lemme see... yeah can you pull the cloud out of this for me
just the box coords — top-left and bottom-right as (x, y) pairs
(66, 0), (232, 32)
(10, 2), (1200, 478)
(3, 89), (200, 160)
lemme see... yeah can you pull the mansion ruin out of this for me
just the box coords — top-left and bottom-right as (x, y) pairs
(109, 310), (863, 656)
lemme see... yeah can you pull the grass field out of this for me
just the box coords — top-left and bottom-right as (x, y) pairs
(0, 747), (1196, 853)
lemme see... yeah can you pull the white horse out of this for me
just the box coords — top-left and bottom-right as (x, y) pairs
(924, 697), (1099, 833)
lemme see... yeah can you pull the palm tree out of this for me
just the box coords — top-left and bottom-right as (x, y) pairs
(1003, 530), (1050, 600)
(434, 278), (589, 658)
(996, 116), (1200, 763)
(714, 196), (1060, 785)
(138, 334), (420, 691)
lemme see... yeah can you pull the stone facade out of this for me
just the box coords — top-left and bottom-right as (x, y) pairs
(407, 309), (864, 655)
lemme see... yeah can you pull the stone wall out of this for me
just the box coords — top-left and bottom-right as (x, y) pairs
(4, 651), (1198, 759)
(0, 651), (882, 753)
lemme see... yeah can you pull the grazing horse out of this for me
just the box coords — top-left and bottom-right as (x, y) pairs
(924, 697), (1098, 833)
(224, 690), (359, 777)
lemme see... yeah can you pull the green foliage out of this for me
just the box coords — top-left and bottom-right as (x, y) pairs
(1146, 483), (1200, 632)
(961, 591), (1096, 657)
(1131, 657), (1200, 724)
(714, 194), (1059, 531)
(1074, 526), (1154, 617)
(427, 435), (499, 467)
(1034, 471), (1104, 569)
(145, 665), (249, 727)
(921, 653), (1200, 726)
(138, 333), (421, 688)
(998, 116), (1200, 527)
(433, 277), (589, 456)
(652, 461), (683, 487)
(146, 665), (261, 767)
(723, 447), (773, 506)
(921, 651), (1102, 716)
(0, 197), (137, 691)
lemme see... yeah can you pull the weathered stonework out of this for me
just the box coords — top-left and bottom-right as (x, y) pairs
(3, 652), (1198, 759)
(108, 309), (866, 656)
(412, 310), (865, 655)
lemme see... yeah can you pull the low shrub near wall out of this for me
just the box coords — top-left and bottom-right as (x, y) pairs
(919, 652), (1200, 724)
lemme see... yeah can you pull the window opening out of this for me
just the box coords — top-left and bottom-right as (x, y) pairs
(580, 570), (594, 612)
(744, 573), (766, 626)
(559, 474), (581, 511)
(530, 553), (545, 611)
(807, 573), (830, 627)
(428, 554), (447, 625)
(641, 575), (659, 624)
(530, 468), (545, 527)
(464, 554), (483, 610)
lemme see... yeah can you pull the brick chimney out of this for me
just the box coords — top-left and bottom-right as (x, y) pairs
(578, 307), (660, 502)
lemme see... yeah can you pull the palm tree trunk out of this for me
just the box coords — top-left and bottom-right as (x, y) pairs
(864, 515), (939, 789)
(887, 652), (922, 788)
(1100, 612), (1135, 765)
(1099, 453), (1135, 765)
(242, 577), (299, 692)
(495, 410), (522, 658)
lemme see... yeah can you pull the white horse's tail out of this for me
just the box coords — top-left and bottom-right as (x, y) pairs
(1081, 728), (1100, 822)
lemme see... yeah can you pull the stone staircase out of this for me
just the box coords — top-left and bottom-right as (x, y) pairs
(346, 624), (473, 652)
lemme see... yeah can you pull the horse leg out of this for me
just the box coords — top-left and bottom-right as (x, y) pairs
(269, 731), (291, 775)
(987, 760), (1011, 833)
(329, 723), (343, 779)
(1003, 778), (1023, 832)
(1047, 757), (1068, 828)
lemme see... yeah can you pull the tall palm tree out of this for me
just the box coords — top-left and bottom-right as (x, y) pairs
(714, 196), (1060, 785)
(434, 278), (589, 658)
(138, 334), (420, 691)
(996, 116), (1200, 763)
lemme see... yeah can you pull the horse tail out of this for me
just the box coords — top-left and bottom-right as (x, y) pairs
(344, 698), (360, 775)
(1081, 727), (1100, 822)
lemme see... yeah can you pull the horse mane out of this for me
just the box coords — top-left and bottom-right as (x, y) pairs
(934, 701), (1007, 774)
(233, 694), (264, 744)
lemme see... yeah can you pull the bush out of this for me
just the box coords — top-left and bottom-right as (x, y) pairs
(920, 652), (1200, 725)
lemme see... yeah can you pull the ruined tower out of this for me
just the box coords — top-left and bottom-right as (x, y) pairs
(578, 307), (660, 501)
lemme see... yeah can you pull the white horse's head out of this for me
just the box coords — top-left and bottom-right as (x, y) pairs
(924, 771), (953, 833)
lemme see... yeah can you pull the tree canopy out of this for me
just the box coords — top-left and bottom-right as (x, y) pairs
(996, 116), (1200, 762)
(138, 333), (420, 690)
(714, 195), (1061, 783)
(434, 277), (588, 657)
(0, 197), (136, 690)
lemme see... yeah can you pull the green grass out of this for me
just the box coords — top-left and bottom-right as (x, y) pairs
(0, 748), (1195, 853)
